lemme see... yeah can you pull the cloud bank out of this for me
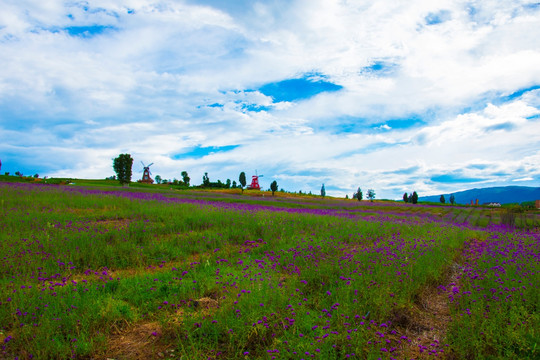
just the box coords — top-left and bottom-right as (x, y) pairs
(1, 0), (539, 198)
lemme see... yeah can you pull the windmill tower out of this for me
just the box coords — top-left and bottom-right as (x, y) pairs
(140, 161), (154, 184)
(247, 170), (263, 190)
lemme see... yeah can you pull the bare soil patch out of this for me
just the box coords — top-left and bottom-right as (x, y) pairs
(100, 322), (174, 360)
(390, 263), (461, 359)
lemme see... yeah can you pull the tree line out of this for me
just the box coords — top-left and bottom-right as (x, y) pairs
(112, 154), (281, 195)
(112, 154), (432, 203)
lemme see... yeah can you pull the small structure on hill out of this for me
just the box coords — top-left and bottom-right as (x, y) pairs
(140, 162), (154, 184)
(536, 200), (540, 209)
(247, 171), (264, 190)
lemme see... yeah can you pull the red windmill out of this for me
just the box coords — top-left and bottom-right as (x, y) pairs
(140, 161), (154, 184)
(247, 171), (263, 190)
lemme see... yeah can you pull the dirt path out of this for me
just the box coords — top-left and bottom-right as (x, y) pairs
(390, 263), (461, 359)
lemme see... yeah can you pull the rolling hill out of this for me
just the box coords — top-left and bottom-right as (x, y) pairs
(418, 186), (540, 205)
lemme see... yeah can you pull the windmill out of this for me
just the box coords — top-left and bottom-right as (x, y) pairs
(140, 161), (154, 184)
(247, 170), (263, 190)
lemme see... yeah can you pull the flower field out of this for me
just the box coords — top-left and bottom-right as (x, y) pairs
(0, 182), (538, 359)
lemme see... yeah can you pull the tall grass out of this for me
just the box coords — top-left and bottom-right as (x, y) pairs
(0, 182), (538, 359)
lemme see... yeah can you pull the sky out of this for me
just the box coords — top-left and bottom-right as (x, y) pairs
(1, 0), (540, 199)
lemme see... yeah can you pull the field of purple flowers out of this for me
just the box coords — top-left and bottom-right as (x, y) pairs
(0, 182), (538, 359)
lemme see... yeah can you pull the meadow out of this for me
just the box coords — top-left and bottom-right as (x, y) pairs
(0, 182), (538, 359)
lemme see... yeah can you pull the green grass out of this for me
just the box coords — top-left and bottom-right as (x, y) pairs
(0, 182), (538, 359)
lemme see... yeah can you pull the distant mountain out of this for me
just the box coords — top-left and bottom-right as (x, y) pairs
(418, 186), (540, 205)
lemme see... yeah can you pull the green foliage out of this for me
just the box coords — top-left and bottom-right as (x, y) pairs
(403, 192), (408, 203)
(354, 187), (363, 201)
(112, 153), (133, 185)
(202, 172), (210, 186)
(154, 175), (162, 184)
(367, 189), (375, 202)
(440, 194), (445, 204)
(450, 194), (456, 205)
(181, 171), (190, 186)
(198, 174), (231, 189)
(321, 184), (326, 198)
(270, 180), (278, 196)
(500, 206), (523, 228)
(520, 201), (536, 209)
(239, 171), (246, 192)
(411, 191), (418, 204)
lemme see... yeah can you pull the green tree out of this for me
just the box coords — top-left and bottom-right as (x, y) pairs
(449, 194), (455, 205)
(239, 172), (246, 193)
(154, 175), (162, 184)
(321, 184), (326, 198)
(411, 191), (418, 204)
(440, 195), (445, 204)
(367, 189), (376, 202)
(403, 192), (408, 203)
(356, 187), (363, 201)
(226, 179), (231, 188)
(270, 180), (278, 196)
(113, 153), (133, 186)
(181, 171), (190, 186)
(203, 172), (210, 186)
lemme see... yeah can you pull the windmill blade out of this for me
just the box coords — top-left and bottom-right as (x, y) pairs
(259, 174), (264, 177)
(147, 163), (154, 167)
(141, 161), (146, 167)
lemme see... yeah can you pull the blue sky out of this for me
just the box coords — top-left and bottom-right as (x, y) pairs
(1, 0), (540, 199)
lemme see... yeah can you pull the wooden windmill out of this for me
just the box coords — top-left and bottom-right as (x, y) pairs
(140, 161), (154, 184)
(247, 170), (263, 190)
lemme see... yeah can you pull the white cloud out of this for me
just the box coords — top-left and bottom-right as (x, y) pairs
(1, 0), (539, 198)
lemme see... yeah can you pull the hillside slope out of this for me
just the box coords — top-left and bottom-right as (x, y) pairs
(419, 186), (540, 204)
